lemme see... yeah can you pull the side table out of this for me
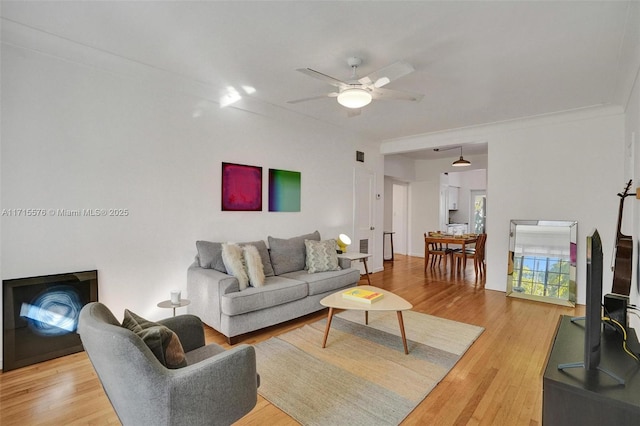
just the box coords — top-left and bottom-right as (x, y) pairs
(157, 299), (191, 317)
(337, 252), (373, 285)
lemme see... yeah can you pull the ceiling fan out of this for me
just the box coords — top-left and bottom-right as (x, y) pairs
(288, 57), (424, 112)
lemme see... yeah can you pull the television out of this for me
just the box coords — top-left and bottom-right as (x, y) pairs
(557, 230), (625, 384)
(584, 229), (604, 370)
(2, 270), (98, 371)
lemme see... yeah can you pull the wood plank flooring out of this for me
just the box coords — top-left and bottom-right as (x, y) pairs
(0, 255), (584, 425)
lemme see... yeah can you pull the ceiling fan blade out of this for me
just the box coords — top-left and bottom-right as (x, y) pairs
(372, 87), (424, 102)
(359, 61), (415, 88)
(287, 92), (338, 104)
(296, 68), (347, 88)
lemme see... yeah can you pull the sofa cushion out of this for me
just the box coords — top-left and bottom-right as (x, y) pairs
(196, 241), (227, 272)
(222, 243), (249, 290)
(279, 268), (361, 296)
(220, 276), (308, 316)
(305, 239), (340, 273)
(196, 240), (275, 277)
(268, 231), (321, 275)
(121, 309), (187, 369)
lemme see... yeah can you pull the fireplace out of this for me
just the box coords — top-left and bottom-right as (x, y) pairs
(2, 270), (98, 371)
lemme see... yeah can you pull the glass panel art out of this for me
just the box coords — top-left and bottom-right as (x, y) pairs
(268, 169), (301, 212)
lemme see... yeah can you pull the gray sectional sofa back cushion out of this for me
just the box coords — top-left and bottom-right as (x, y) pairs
(195, 241), (227, 272)
(196, 240), (275, 277)
(268, 230), (320, 275)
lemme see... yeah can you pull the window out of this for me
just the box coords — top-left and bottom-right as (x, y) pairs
(471, 191), (486, 234)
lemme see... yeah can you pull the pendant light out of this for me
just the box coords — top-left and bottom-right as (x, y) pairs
(452, 147), (471, 167)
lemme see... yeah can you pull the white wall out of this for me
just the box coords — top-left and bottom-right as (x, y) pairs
(382, 107), (627, 306)
(624, 35), (640, 330)
(0, 38), (381, 366)
(489, 112), (625, 303)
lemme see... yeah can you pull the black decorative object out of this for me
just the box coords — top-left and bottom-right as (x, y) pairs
(2, 270), (98, 371)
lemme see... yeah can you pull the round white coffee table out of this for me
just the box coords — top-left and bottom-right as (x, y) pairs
(157, 299), (190, 317)
(319, 285), (413, 354)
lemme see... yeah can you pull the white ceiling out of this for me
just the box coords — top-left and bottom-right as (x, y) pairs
(2, 1), (639, 158)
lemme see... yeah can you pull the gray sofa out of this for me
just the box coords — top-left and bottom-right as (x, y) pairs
(187, 231), (361, 344)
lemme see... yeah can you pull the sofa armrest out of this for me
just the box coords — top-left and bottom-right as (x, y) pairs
(158, 314), (205, 353)
(187, 263), (240, 332)
(168, 344), (258, 425)
(188, 264), (240, 295)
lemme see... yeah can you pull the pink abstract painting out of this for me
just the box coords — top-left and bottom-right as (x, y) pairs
(221, 162), (262, 211)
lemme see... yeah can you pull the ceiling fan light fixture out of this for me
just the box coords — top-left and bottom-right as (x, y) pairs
(337, 87), (372, 109)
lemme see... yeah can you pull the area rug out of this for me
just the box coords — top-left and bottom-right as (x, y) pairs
(254, 310), (484, 425)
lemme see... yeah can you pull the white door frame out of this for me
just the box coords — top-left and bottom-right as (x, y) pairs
(353, 168), (376, 274)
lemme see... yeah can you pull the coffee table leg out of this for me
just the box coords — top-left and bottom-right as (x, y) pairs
(397, 311), (409, 354)
(365, 310), (368, 325)
(322, 307), (335, 348)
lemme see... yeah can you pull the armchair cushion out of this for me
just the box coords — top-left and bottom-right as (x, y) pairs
(122, 309), (187, 369)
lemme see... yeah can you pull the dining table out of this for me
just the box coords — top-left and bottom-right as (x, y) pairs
(424, 234), (478, 272)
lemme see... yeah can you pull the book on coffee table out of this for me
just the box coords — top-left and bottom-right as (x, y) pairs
(342, 288), (384, 304)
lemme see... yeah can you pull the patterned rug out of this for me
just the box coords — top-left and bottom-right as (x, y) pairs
(254, 309), (484, 425)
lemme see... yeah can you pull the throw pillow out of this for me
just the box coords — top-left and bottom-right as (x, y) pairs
(121, 310), (187, 369)
(221, 243), (249, 290)
(243, 244), (265, 287)
(195, 241), (227, 273)
(305, 239), (341, 273)
(239, 240), (275, 277)
(268, 231), (321, 275)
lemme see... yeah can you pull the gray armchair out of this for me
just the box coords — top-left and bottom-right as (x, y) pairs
(78, 302), (258, 425)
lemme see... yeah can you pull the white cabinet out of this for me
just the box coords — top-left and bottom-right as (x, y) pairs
(448, 186), (459, 210)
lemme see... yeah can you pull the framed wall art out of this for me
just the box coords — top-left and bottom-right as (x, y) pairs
(269, 168), (301, 212)
(221, 162), (262, 211)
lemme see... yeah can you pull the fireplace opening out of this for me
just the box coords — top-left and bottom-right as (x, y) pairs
(2, 270), (98, 371)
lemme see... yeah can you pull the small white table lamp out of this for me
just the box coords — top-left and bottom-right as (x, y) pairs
(337, 234), (351, 253)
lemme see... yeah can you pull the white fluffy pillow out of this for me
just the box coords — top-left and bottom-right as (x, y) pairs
(221, 243), (249, 290)
(243, 244), (265, 287)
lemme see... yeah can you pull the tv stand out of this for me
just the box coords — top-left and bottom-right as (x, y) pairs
(543, 316), (640, 425)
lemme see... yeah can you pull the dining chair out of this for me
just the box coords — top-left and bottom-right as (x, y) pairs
(424, 233), (453, 271)
(453, 233), (487, 276)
